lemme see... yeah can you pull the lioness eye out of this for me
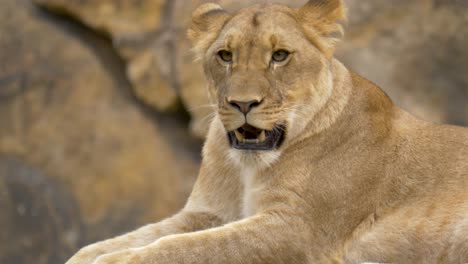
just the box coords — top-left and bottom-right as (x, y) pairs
(271, 50), (290, 63)
(218, 50), (233, 63)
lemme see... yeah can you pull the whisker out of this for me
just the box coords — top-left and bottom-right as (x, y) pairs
(198, 112), (217, 125)
(188, 103), (218, 112)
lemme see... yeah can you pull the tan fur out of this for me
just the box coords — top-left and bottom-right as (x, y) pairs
(66, 1), (468, 263)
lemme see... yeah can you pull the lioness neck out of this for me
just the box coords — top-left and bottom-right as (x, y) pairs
(302, 59), (352, 138)
(289, 58), (395, 150)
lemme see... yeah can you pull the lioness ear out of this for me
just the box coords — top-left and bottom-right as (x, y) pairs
(188, 3), (231, 58)
(298, 0), (347, 57)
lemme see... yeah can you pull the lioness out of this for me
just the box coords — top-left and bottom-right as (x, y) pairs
(66, 1), (468, 263)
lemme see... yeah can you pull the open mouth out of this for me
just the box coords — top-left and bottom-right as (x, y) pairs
(227, 124), (286, 151)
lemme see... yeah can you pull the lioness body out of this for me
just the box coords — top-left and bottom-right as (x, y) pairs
(67, 1), (468, 264)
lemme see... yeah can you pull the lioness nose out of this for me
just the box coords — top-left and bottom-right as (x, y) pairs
(229, 99), (262, 114)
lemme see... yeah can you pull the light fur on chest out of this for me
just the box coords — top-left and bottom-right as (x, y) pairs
(240, 167), (261, 218)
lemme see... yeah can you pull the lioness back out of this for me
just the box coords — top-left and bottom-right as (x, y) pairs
(343, 73), (468, 263)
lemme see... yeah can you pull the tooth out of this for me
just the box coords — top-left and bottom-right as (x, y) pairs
(259, 130), (266, 142)
(234, 130), (244, 141)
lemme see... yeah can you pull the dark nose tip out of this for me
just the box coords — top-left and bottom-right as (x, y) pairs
(229, 99), (262, 114)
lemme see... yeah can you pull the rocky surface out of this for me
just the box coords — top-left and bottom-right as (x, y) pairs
(0, 0), (199, 263)
(341, 0), (468, 126)
(0, 0), (467, 263)
(34, 0), (179, 113)
(33, 0), (167, 36)
(0, 156), (82, 263)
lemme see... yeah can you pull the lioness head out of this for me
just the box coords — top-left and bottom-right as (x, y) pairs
(188, 1), (346, 164)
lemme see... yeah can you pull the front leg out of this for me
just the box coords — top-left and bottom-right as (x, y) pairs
(94, 212), (309, 264)
(66, 210), (221, 264)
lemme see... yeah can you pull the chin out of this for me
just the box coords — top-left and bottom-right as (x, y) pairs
(227, 147), (282, 170)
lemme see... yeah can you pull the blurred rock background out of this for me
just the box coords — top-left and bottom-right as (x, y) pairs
(0, 0), (466, 263)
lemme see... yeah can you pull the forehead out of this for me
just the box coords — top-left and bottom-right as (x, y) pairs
(219, 5), (304, 47)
